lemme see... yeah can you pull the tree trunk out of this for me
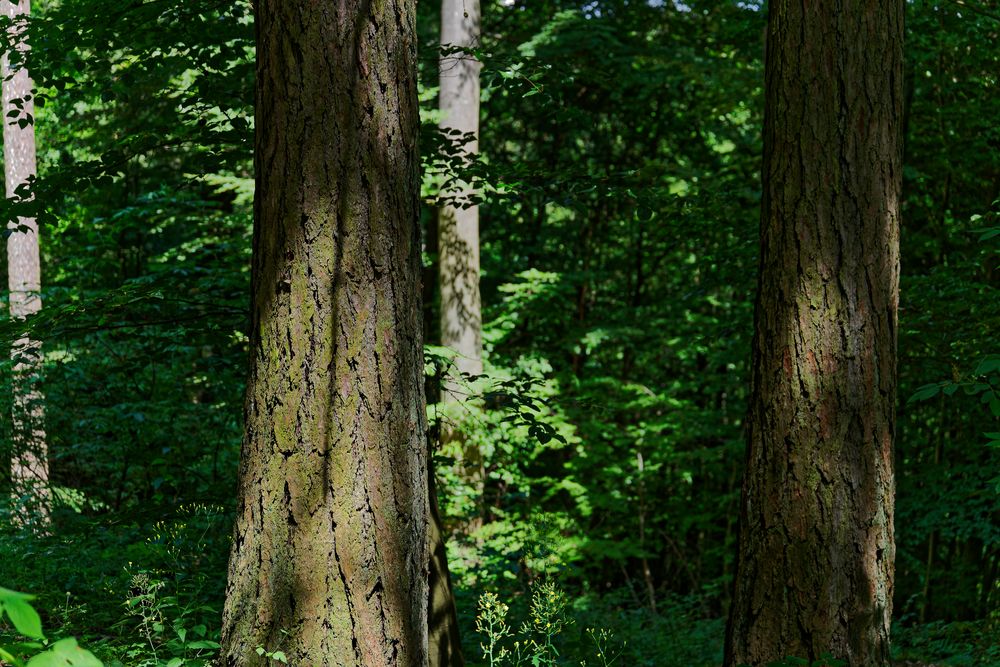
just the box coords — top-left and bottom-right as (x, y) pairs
(438, 0), (482, 398)
(430, 1), (482, 662)
(219, 1), (428, 664)
(428, 467), (465, 667)
(3, 0), (49, 528)
(724, 2), (903, 665)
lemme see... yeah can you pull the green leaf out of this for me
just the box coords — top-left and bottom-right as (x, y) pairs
(44, 638), (102, 667)
(908, 383), (941, 403)
(26, 653), (63, 667)
(975, 357), (1000, 375)
(0, 587), (35, 602)
(5, 596), (43, 639)
(185, 640), (220, 650)
(0, 645), (23, 667)
(166, 658), (183, 667)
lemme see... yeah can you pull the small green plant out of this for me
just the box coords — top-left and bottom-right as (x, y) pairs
(253, 646), (289, 664)
(118, 570), (219, 667)
(475, 582), (615, 667)
(521, 582), (571, 665)
(476, 592), (513, 667)
(584, 627), (624, 666)
(124, 571), (166, 664)
(0, 586), (102, 667)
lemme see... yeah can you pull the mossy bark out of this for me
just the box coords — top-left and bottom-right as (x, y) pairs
(724, 2), (903, 665)
(219, 0), (428, 664)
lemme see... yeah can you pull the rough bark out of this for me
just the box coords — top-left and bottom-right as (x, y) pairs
(3, 0), (49, 528)
(724, 2), (903, 665)
(219, 0), (428, 664)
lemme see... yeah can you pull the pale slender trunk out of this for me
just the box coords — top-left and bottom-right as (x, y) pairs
(724, 1), (903, 665)
(219, 0), (428, 664)
(3, 0), (49, 528)
(430, 1), (483, 663)
(438, 0), (482, 396)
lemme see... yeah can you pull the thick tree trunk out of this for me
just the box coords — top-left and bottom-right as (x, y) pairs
(724, 2), (903, 666)
(3, 0), (49, 528)
(219, 1), (428, 664)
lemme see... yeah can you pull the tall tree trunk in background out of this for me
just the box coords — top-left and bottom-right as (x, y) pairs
(430, 1), (482, 664)
(437, 0), (483, 465)
(219, 0), (428, 664)
(3, 0), (49, 528)
(724, 2), (903, 665)
(438, 0), (482, 396)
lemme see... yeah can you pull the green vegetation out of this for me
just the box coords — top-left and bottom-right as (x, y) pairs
(0, 0), (996, 665)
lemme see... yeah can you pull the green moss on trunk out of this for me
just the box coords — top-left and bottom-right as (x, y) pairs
(220, 0), (428, 664)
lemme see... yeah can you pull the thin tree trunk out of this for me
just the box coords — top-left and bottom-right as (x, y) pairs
(438, 0), (483, 400)
(3, 0), (49, 528)
(724, 2), (903, 665)
(219, 1), (428, 664)
(431, 1), (481, 661)
(428, 466), (465, 667)
(437, 0), (484, 469)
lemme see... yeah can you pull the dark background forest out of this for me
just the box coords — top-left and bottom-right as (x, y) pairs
(0, 0), (996, 665)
